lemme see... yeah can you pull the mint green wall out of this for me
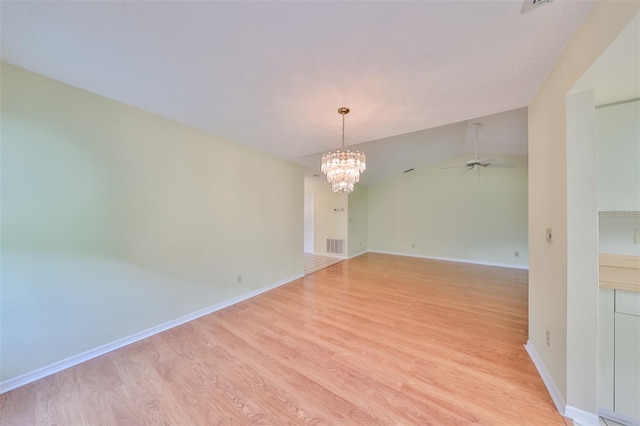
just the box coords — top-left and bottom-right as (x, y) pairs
(596, 99), (640, 212)
(367, 155), (528, 267)
(348, 186), (368, 258)
(0, 62), (304, 381)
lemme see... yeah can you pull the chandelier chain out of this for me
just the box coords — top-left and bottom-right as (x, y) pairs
(342, 112), (345, 148)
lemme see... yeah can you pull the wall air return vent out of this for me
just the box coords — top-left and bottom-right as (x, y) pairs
(521, 0), (553, 14)
(326, 239), (345, 255)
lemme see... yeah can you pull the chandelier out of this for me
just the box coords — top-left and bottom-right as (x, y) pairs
(321, 107), (366, 193)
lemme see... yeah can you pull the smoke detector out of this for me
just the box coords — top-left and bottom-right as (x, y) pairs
(521, 0), (553, 14)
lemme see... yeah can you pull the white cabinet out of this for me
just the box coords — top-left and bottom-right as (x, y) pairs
(614, 311), (640, 421)
(613, 290), (640, 423)
(599, 289), (640, 424)
(596, 100), (640, 212)
(617, 289), (640, 316)
(599, 288), (615, 411)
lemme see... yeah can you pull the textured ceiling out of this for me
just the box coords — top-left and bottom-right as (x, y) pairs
(1, 0), (594, 166)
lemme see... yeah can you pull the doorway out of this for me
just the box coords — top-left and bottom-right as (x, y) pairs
(304, 193), (314, 253)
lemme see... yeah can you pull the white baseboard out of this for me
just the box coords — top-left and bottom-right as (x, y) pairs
(314, 252), (347, 259)
(523, 344), (599, 426)
(369, 250), (529, 270)
(0, 273), (303, 394)
(524, 341), (566, 415)
(566, 406), (599, 426)
(348, 250), (368, 259)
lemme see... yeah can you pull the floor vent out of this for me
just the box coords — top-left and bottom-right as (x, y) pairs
(326, 239), (345, 255)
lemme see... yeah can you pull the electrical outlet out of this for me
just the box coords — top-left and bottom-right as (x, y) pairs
(546, 330), (551, 348)
(635, 228), (640, 244)
(515, 251), (520, 257)
(237, 274), (242, 284)
(411, 243), (415, 248)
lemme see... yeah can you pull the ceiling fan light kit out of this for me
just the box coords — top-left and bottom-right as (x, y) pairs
(321, 107), (366, 194)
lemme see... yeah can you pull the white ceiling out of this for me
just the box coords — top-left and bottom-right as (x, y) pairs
(1, 0), (595, 171)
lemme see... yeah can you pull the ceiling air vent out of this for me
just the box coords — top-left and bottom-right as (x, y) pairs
(521, 0), (553, 14)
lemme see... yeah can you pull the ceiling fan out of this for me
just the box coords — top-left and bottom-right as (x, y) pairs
(443, 122), (513, 184)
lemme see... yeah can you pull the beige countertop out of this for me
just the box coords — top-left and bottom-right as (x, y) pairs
(600, 253), (640, 293)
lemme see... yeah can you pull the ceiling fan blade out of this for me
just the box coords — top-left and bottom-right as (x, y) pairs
(441, 165), (471, 169)
(486, 162), (515, 168)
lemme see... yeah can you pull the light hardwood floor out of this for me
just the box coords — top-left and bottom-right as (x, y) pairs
(0, 253), (564, 425)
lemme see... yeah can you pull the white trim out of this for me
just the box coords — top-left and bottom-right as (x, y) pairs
(524, 341), (566, 415)
(348, 250), (368, 259)
(0, 273), (303, 394)
(319, 252), (347, 259)
(369, 250), (529, 270)
(565, 406), (599, 426)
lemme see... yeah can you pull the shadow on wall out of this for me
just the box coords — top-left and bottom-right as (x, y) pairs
(0, 63), (304, 388)
(0, 250), (218, 382)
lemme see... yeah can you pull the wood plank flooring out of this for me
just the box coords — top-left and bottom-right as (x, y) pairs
(0, 253), (564, 425)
